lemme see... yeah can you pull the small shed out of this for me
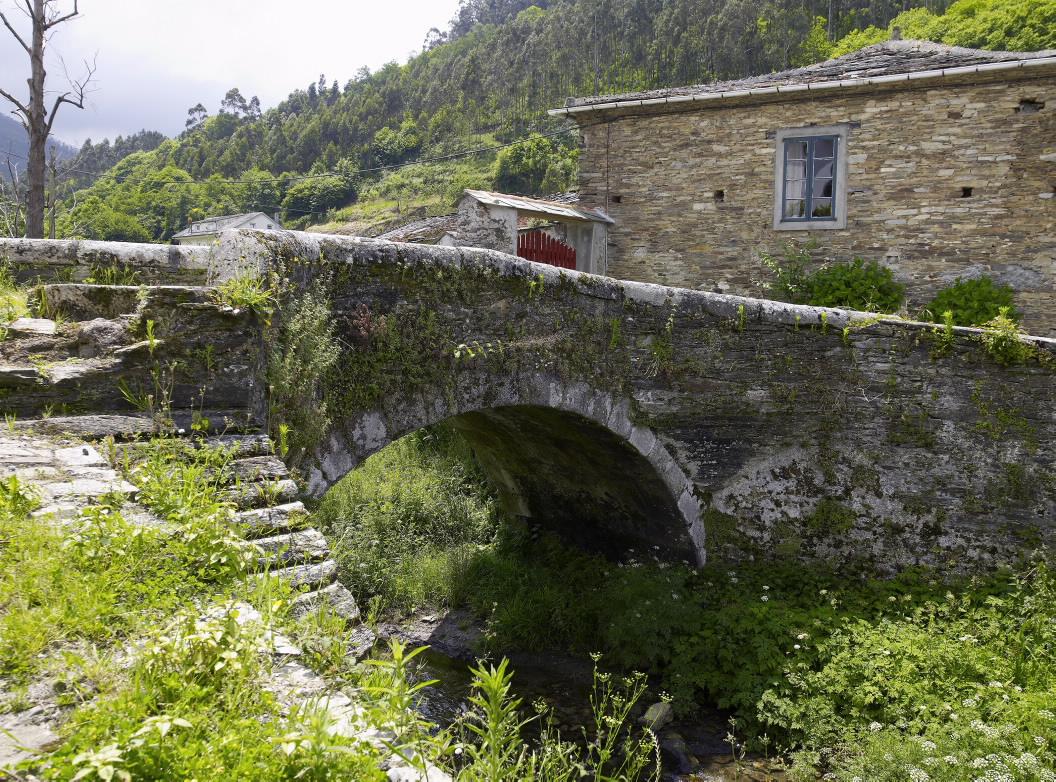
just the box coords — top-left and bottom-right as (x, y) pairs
(441, 190), (614, 275)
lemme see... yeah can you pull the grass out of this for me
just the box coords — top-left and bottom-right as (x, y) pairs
(0, 261), (30, 324)
(315, 424), (500, 617)
(317, 429), (1056, 781)
(2, 432), (662, 781)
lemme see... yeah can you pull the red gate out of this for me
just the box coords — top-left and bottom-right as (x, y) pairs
(517, 231), (576, 270)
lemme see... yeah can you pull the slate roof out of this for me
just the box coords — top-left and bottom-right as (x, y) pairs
(557, 40), (1056, 111)
(377, 214), (460, 244)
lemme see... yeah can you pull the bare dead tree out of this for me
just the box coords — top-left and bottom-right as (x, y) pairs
(0, 156), (27, 237)
(0, 1), (95, 238)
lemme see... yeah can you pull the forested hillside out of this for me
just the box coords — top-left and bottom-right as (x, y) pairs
(46, 0), (1056, 242)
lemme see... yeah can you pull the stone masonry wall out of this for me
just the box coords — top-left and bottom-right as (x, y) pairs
(236, 231), (1056, 575)
(576, 74), (1056, 336)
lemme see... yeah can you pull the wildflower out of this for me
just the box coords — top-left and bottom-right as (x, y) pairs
(761, 595), (769, 602)
(868, 721), (883, 732)
(819, 589), (828, 595)
(794, 644), (801, 650)
(889, 596), (897, 602)
(1035, 737), (1046, 747)
(762, 585), (770, 590)
(796, 633), (807, 640)
(922, 740), (937, 752)
(943, 756), (958, 766)
(907, 767), (930, 782)
(962, 697), (978, 708)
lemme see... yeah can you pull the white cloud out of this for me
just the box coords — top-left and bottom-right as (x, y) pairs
(0, 0), (463, 145)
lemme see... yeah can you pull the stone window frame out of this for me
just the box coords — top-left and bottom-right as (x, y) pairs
(772, 123), (850, 231)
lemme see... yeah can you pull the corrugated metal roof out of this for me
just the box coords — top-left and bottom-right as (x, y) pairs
(464, 190), (614, 224)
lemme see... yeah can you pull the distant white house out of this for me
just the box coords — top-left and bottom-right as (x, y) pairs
(171, 212), (282, 246)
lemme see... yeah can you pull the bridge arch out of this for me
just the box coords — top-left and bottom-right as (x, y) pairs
(303, 374), (706, 565)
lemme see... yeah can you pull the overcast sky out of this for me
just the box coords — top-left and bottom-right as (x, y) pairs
(0, 0), (463, 147)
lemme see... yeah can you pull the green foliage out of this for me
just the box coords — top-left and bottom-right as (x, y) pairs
(761, 243), (905, 313)
(84, 262), (141, 286)
(451, 656), (660, 781)
(317, 425), (500, 616)
(832, 0), (1056, 55)
(266, 279), (341, 464)
(0, 262), (29, 324)
(211, 272), (276, 317)
(977, 306), (1040, 366)
(281, 173), (357, 220)
(804, 259), (905, 313)
(492, 134), (578, 196)
(0, 445), (251, 684)
(925, 276), (1020, 327)
(44, 603), (384, 782)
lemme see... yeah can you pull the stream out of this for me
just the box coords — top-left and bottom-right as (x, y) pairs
(376, 610), (787, 781)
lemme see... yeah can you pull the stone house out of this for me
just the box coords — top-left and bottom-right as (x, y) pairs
(551, 40), (1056, 335)
(172, 212), (282, 246)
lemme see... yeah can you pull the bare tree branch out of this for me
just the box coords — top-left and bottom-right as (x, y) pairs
(0, 8), (30, 53)
(0, 86), (29, 117)
(42, 0), (76, 30)
(44, 53), (95, 137)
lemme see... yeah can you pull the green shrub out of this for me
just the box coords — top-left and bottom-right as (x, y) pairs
(925, 276), (1019, 327)
(761, 243), (904, 313)
(978, 306), (1038, 366)
(806, 258), (905, 313)
(266, 279), (340, 464)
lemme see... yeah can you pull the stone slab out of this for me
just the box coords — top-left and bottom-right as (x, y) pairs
(7, 318), (56, 337)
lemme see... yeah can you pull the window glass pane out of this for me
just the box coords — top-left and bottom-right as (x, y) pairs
(814, 138), (835, 158)
(812, 198), (833, 218)
(784, 179), (806, 199)
(785, 140), (808, 160)
(784, 199), (805, 218)
(785, 160), (806, 180)
(813, 159), (833, 179)
(813, 177), (834, 198)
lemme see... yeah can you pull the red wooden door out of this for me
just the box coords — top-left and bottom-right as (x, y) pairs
(517, 230), (576, 270)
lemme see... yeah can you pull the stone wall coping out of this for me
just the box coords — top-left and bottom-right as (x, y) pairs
(6, 231), (1053, 353)
(0, 237), (212, 269)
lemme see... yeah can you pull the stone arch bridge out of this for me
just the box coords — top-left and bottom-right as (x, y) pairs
(5, 232), (1055, 572)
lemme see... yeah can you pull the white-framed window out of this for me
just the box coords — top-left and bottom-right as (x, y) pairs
(773, 124), (849, 231)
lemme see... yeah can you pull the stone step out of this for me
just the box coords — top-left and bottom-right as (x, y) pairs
(6, 317), (56, 337)
(290, 582), (361, 623)
(202, 434), (274, 458)
(254, 528), (330, 568)
(235, 502), (309, 536)
(267, 559), (338, 590)
(14, 410), (258, 441)
(37, 284), (143, 321)
(0, 363), (43, 389)
(223, 456), (290, 483)
(224, 478), (299, 510)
